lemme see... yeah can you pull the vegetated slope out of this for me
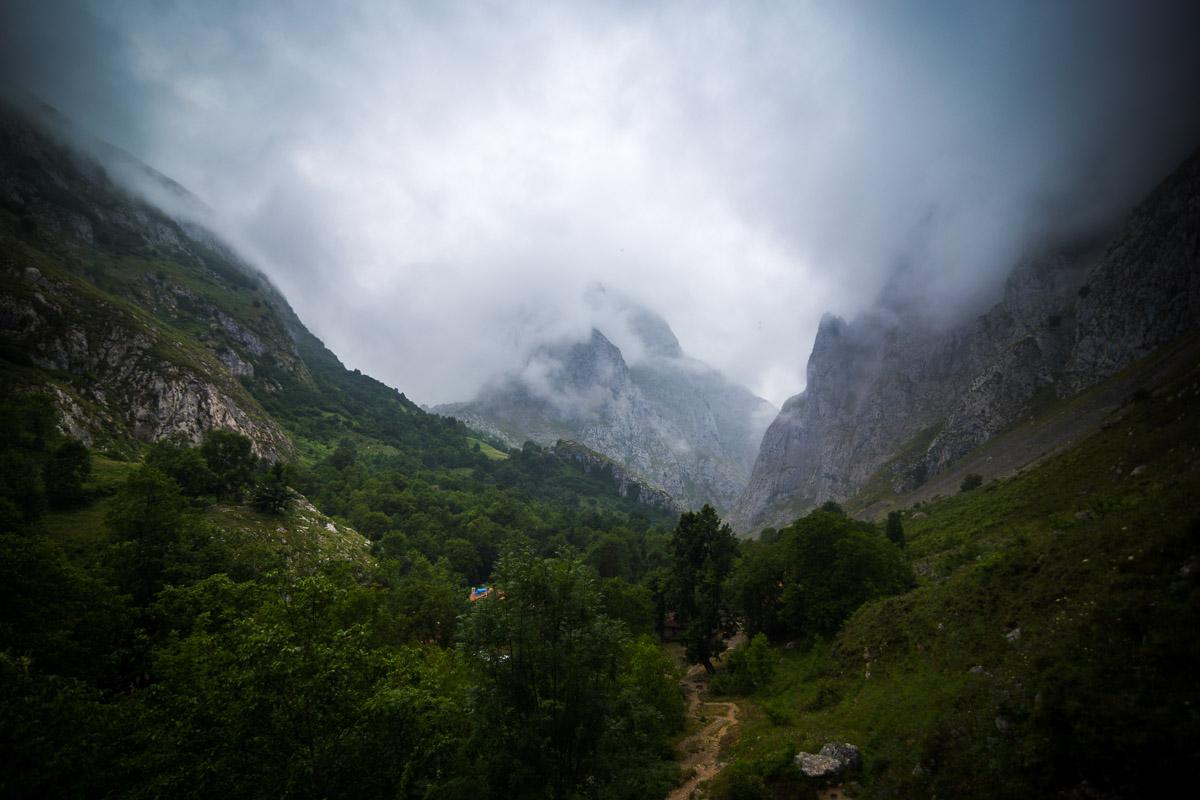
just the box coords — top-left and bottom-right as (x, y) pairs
(0, 98), (680, 533)
(733, 145), (1200, 534)
(436, 291), (776, 513)
(1, 101), (691, 798)
(0, 98), (455, 463)
(718, 339), (1200, 798)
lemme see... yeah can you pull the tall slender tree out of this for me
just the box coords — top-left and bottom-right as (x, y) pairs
(668, 504), (738, 672)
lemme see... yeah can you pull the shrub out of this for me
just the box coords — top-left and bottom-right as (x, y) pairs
(200, 430), (258, 500)
(885, 510), (906, 548)
(712, 633), (775, 695)
(960, 473), (983, 492)
(251, 462), (292, 515)
(43, 440), (92, 508)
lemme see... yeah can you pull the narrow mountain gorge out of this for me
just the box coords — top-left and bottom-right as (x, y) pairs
(436, 295), (776, 512)
(733, 147), (1200, 533)
(3, 28), (1200, 800)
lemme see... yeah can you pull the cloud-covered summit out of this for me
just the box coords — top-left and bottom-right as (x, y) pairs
(4, 0), (1199, 406)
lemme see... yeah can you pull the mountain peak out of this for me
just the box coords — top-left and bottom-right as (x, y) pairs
(584, 283), (683, 360)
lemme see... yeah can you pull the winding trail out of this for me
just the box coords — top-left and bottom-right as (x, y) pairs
(667, 634), (745, 800)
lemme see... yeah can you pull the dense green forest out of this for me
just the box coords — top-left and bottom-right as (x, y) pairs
(0, 380), (922, 798)
(0, 110), (704, 797)
(3, 104), (1199, 799)
(5, 348), (1199, 798)
(0, 392), (689, 799)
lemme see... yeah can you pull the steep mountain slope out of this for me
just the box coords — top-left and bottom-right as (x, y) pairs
(718, 337), (1200, 798)
(0, 97), (490, 464)
(733, 146), (1200, 533)
(0, 99), (680, 527)
(437, 300), (776, 512)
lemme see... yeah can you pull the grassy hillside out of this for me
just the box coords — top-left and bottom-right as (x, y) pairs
(1, 105), (692, 800)
(711, 339), (1200, 798)
(0, 102), (678, 538)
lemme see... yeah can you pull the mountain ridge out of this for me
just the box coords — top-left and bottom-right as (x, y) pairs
(733, 146), (1200, 533)
(436, 308), (776, 512)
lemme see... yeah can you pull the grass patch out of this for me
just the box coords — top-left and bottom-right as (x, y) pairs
(467, 437), (509, 460)
(719, 350), (1200, 797)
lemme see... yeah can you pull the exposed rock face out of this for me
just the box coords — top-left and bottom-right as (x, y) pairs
(1064, 149), (1200, 391)
(1, 253), (292, 460)
(437, 305), (775, 512)
(734, 146), (1200, 533)
(0, 98), (300, 459)
(551, 440), (682, 515)
(794, 742), (863, 780)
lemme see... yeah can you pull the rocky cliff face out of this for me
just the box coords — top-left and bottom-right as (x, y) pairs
(733, 146), (1200, 533)
(0, 99), (315, 459)
(437, 303), (776, 512)
(1063, 149), (1200, 391)
(551, 440), (682, 515)
(0, 260), (292, 459)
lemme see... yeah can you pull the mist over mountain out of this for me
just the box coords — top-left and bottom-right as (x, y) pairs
(436, 287), (776, 511)
(5, 4), (1200, 798)
(733, 145), (1200, 532)
(5, 1), (1200, 408)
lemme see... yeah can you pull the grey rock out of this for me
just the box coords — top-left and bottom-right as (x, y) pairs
(819, 742), (863, 773)
(0, 104), (296, 460)
(216, 346), (255, 378)
(794, 752), (843, 779)
(216, 311), (267, 357)
(795, 742), (862, 779)
(436, 300), (775, 513)
(733, 146), (1200, 532)
(1063, 150), (1200, 393)
(551, 440), (681, 515)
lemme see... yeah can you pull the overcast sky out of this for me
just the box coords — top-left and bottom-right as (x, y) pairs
(4, 1), (1200, 406)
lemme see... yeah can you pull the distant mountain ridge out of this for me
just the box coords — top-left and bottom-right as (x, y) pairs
(733, 146), (1200, 533)
(436, 297), (776, 512)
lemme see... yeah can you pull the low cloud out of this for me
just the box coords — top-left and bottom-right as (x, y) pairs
(4, 0), (1199, 406)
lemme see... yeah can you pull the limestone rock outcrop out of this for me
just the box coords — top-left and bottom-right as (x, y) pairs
(437, 303), (775, 512)
(733, 147), (1200, 533)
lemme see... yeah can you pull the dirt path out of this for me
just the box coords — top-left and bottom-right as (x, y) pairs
(667, 634), (745, 800)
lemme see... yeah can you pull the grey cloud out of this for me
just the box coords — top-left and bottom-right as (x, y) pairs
(3, 0), (1199, 406)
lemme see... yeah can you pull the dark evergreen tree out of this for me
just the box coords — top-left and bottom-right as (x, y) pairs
(886, 510), (906, 549)
(458, 550), (676, 798)
(105, 466), (185, 601)
(146, 439), (217, 497)
(728, 508), (914, 642)
(200, 430), (258, 500)
(43, 440), (91, 508)
(668, 504), (738, 672)
(251, 462), (292, 514)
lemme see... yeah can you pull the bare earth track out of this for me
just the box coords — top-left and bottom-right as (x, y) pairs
(668, 635), (744, 800)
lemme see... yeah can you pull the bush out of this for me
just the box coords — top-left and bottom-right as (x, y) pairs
(146, 440), (216, 498)
(960, 473), (983, 492)
(885, 511), (906, 549)
(43, 440), (91, 508)
(729, 510), (915, 641)
(200, 430), (258, 500)
(250, 462), (292, 515)
(712, 633), (775, 695)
